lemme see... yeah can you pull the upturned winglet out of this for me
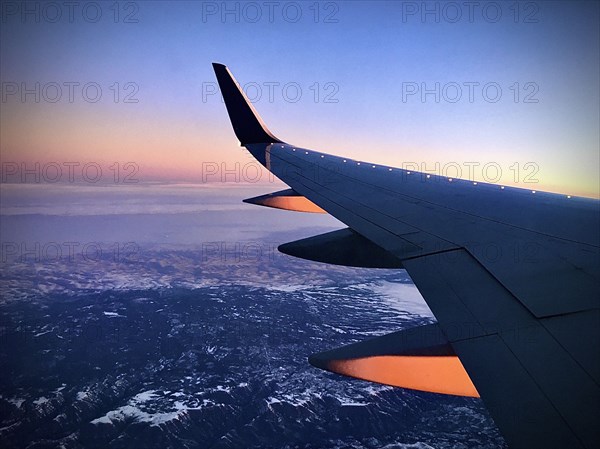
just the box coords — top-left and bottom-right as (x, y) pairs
(212, 63), (282, 146)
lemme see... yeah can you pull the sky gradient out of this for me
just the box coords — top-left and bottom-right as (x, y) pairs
(1, 1), (599, 197)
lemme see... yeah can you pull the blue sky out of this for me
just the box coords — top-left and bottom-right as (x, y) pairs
(1, 1), (598, 196)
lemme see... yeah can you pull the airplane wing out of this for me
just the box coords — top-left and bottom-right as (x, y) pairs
(212, 63), (600, 449)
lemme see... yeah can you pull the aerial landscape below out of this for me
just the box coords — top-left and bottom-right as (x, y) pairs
(0, 184), (504, 448)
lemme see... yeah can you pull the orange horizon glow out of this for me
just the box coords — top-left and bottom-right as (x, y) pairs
(1, 153), (598, 199)
(2, 96), (598, 198)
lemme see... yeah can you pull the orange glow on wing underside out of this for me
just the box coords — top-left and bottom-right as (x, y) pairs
(329, 356), (479, 398)
(256, 195), (326, 213)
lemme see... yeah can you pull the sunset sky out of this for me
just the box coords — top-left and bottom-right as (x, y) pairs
(1, 1), (599, 197)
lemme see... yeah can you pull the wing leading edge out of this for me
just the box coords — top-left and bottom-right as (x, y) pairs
(212, 63), (600, 449)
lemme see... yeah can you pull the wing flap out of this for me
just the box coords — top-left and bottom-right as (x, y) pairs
(453, 335), (584, 449)
(404, 250), (600, 449)
(541, 309), (600, 384)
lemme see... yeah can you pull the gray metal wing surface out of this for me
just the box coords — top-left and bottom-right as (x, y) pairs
(212, 63), (600, 449)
